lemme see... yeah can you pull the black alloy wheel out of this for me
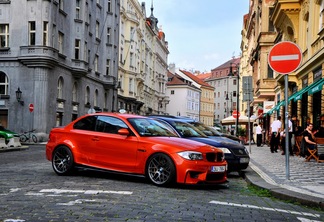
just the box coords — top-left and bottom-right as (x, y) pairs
(52, 146), (74, 175)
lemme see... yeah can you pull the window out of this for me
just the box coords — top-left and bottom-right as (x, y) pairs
(57, 77), (64, 99)
(43, 22), (48, 46)
(267, 65), (274, 78)
(94, 55), (99, 72)
(106, 59), (110, 75)
(84, 41), (88, 61)
(96, 21), (100, 38)
(130, 52), (134, 67)
(72, 82), (77, 102)
(58, 32), (64, 54)
(0, 72), (9, 95)
(107, 0), (111, 12)
(59, 0), (64, 11)
(76, 0), (81, 19)
(29, 21), (36, 45)
(85, 86), (90, 104)
(74, 116), (97, 131)
(171, 90), (174, 95)
(107, 27), (111, 44)
(75, 39), (80, 59)
(0, 24), (9, 48)
(94, 89), (98, 107)
(129, 78), (134, 92)
(120, 47), (124, 63)
(95, 116), (128, 134)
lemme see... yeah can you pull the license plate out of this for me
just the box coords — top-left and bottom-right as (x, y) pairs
(211, 166), (226, 172)
(240, 158), (250, 163)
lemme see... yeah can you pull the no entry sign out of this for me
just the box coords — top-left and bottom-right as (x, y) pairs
(29, 103), (34, 112)
(268, 41), (302, 74)
(232, 110), (240, 119)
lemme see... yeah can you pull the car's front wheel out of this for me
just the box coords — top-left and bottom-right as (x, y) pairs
(146, 153), (176, 186)
(52, 146), (74, 175)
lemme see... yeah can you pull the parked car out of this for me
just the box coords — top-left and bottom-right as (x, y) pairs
(151, 116), (250, 173)
(0, 126), (19, 144)
(46, 113), (228, 186)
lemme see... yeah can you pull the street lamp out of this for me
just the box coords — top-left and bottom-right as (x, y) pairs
(15, 87), (24, 106)
(229, 63), (240, 137)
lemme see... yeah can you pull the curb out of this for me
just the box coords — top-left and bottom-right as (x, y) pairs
(243, 166), (324, 210)
(0, 145), (29, 153)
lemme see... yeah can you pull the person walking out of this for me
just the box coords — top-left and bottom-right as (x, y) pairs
(270, 116), (282, 153)
(256, 123), (262, 147)
(282, 116), (294, 155)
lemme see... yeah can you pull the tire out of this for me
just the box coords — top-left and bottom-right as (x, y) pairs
(52, 146), (74, 176)
(146, 153), (176, 186)
(31, 134), (38, 143)
(20, 134), (27, 142)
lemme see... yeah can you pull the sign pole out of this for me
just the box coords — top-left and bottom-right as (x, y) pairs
(268, 41), (302, 180)
(284, 75), (290, 179)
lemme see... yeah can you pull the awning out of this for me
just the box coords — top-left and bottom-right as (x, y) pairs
(290, 78), (324, 101)
(308, 78), (324, 95)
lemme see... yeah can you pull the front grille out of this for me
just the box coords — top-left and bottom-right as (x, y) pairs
(206, 173), (226, 181)
(206, 152), (223, 162)
(231, 148), (248, 156)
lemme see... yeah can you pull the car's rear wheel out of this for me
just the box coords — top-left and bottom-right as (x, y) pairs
(146, 153), (176, 186)
(52, 146), (74, 175)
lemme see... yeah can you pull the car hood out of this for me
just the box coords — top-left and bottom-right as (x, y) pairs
(207, 136), (239, 143)
(0, 129), (18, 138)
(143, 137), (216, 151)
(187, 137), (245, 149)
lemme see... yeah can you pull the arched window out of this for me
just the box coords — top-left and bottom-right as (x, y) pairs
(85, 86), (90, 104)
(72, 82), (77, 102)
(57, 77), (64, 99)
(0, 72), (9, 95)
(94, 89), (98, 107)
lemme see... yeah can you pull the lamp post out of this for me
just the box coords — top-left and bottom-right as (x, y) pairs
(229, 63), (240, 137)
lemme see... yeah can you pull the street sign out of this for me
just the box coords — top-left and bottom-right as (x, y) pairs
(29, 103), (34, 112)
(268, 41), (302, 74)
(232, 110), (240, 119)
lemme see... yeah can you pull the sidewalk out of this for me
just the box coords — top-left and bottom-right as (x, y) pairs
(243, 143), (324, 210)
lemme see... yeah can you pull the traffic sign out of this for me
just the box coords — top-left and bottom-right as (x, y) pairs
(29, 103), (34, 112)
(232, 110), (240, 119)
(268, 41), (302, 74)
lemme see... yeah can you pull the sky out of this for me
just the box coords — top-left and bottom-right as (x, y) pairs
(141, 0), (250, 73)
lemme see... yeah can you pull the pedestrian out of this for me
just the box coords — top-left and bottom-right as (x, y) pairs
(270, 116), (282, 153)
(280, 129), (286, 154)
(302, 123), (317, 157)
(256, 123), (262, 147)
(282, 116), (294, 155)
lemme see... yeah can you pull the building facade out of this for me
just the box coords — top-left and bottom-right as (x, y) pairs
(117, 1), (169, 115)
(0, 0), (120, 136)
(241, 0), (324, 137)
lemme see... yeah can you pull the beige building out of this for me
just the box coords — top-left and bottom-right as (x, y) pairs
(241, 0), (324, 135)
(118, 1), (169, 115)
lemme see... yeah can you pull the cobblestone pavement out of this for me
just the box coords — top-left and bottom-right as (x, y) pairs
(244, 143), (324, 209)
(0, 144), (323, 221)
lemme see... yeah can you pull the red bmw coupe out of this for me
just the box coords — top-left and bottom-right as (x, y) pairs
(46, 113), (227, 186)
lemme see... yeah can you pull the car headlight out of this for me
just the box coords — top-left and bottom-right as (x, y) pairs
(217, 148), (231, 154)
(178, 151), (203, 160)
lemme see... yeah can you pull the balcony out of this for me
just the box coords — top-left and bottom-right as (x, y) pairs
(18, 46), (58, 68)
(102, 75), (115, 90)
(71, 59), (88, 78)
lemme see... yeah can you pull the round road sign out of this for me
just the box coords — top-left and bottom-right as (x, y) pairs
(233, 110), (240, 119)
(29, 103), (34, 112)
(268, 41), (302, 74)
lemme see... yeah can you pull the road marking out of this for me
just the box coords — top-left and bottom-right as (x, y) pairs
(209, 201), (321, 219)
(57, 199), (97, 206)
(271, 54), (299, 61)
(39, 189), (132, 195)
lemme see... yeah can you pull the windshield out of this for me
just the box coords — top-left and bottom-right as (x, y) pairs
(128, 118), (178, 137)
(190, 122), (222, 136)
(171, 121), (207, 138)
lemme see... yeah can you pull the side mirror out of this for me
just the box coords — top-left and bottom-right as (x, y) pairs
(118, 128), (130, 136)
